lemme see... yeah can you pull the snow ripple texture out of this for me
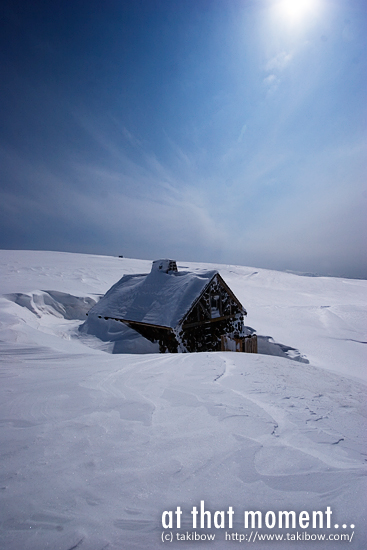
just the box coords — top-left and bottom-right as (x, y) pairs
(0, 250), (366, 550)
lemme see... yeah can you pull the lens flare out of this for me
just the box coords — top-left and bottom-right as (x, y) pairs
(278, 0), (318, 23)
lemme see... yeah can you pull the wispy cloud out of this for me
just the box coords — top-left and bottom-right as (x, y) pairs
(263, 50), (293, 93)
(1, 0), (366, 277)
(237, 124), (247, 143)
(263, 73), (279, 92)
(265, 51), (293, 71)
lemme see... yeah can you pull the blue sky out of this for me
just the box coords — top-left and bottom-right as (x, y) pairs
(0, 0), (366, 278)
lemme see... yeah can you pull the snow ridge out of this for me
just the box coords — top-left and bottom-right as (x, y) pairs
(0, 250), (366, 549)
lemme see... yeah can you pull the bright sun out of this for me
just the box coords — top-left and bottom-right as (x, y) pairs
(278, 0), (318, 23)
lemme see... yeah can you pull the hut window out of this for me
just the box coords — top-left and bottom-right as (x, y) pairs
(211, 295), (221, 317)
(211, 295), (219, 308)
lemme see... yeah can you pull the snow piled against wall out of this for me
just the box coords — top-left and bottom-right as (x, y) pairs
(0, 250), (366, 549)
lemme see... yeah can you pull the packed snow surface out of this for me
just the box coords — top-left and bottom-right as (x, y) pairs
(0, 250), (366, 549)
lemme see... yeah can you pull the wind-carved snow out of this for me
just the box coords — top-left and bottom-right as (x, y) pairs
(3, 286), (308, 361)
(0, 250), (366, 549)
(6, 290), (97, 320)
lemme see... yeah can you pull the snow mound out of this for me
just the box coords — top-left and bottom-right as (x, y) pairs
(6, 290), (97, 320)
(0, 251), (366, 549)
(3, 276), (308, 362)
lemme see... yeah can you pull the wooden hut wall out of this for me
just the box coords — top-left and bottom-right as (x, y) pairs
(179, 313), (244, 352)
(178, 276), (245, 352)
(103, 273), (247, 354)
(182, 275), (244, 327)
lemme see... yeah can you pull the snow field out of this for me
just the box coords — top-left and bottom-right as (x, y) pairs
(0, 250), (366, 549)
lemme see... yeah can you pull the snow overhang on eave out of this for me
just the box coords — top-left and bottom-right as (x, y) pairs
(94, 315), (174, 332)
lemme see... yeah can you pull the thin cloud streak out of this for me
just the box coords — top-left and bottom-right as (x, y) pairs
(0, 0), (366, 277)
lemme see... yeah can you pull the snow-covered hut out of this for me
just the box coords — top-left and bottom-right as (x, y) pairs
(86, 259), (248, 353)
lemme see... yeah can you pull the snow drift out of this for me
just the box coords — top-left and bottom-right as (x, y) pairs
(0, 250), (366, 550)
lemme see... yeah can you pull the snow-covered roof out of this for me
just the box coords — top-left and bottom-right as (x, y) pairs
(88, 260), (218, 328)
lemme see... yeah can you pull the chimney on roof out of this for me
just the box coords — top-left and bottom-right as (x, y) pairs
(151, 259), (178, 274)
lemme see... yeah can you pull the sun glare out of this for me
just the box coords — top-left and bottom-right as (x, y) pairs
(278, 0), (318, 23)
